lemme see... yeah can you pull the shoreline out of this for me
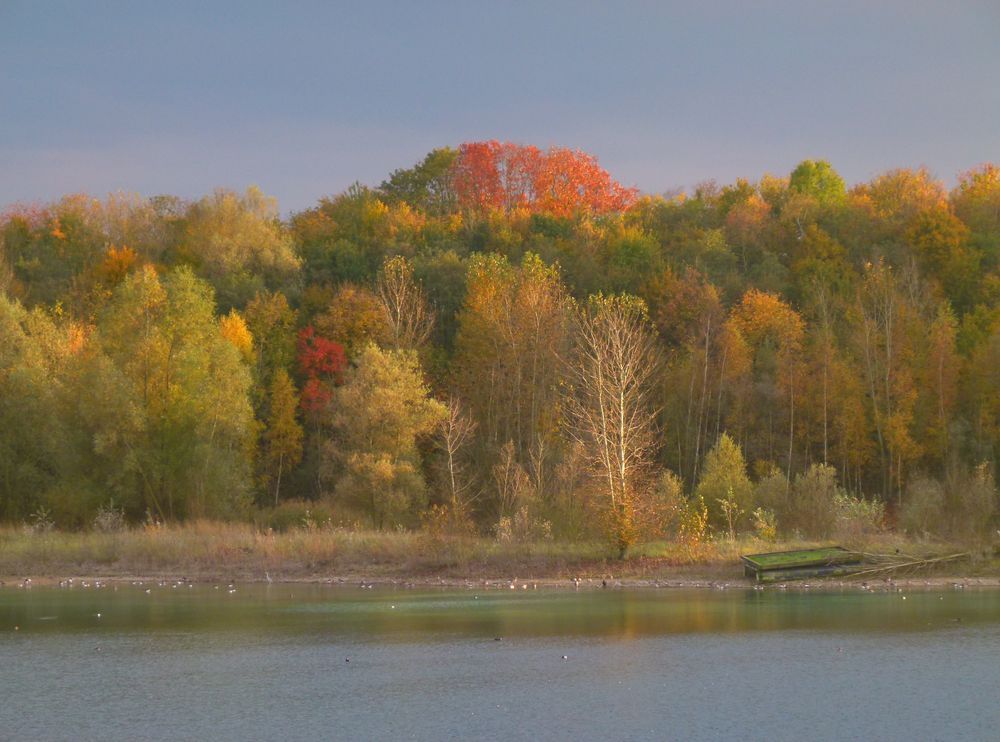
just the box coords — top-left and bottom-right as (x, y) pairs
(3, 524), (997, 591)
(5, 573), (1000, 591)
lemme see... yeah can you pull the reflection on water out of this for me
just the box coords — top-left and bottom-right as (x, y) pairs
(2, 585), (999, 740)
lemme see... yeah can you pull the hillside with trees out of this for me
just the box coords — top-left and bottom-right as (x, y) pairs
(3, 143), (1000, 554)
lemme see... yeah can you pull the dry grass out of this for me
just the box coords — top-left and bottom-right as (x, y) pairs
(0, 521), (991, 582)
(0, 521), (611, 581)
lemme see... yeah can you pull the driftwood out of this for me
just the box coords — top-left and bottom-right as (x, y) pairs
(845, 551), (971, 579)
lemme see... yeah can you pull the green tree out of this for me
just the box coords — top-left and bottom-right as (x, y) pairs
(789, 160), (846, 206)
(379, 147), (458, 214)
(74, 266), (255, 521)
(328, 344), (446, 528)
(695, 433), (752, 530)
(0, 296), (67, 520)
(244, 289), (297, 398)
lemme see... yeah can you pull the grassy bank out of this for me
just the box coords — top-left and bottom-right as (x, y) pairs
(1, 521), (994, 583)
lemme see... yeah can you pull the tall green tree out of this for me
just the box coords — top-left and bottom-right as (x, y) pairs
(74, 266), (255, 520)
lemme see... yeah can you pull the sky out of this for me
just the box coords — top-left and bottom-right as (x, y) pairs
(2, 0), (999, 214)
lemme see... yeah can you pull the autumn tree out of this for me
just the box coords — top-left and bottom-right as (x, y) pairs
(914, 303), (959, 467)
(565, 294), (661, 557)
(328, 344), (446, 528)
(729, 289), (806, 480)
(951, 163), (1000, 270)
(262, 369), (304, 505)
(313, 283), (390, 357)
(376, 255), (435, 350)
(856, 261), (921, 501)
(436, 397), (478, 515)
(642, 267), (736, 485)
(244, 289), (297, 400)
(179, 186), (300, 310)
(450, 141), (637, 216)
(0, 296), (68, 520)
(73, 266), (255, 520)
(452, 253), (573, 506)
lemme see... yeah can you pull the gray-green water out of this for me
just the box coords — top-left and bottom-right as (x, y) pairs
(2, 583), (999, 741)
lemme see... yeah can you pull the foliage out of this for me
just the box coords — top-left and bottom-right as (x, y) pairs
(327, 344), (447, 528)
(179, 187), (300, 310)
(786, 464), (840, 538)
(788, 159), (846, 206)
(74, 266), (256, 522)
(695, 434), (752, 531)
(261, 369), (304, 505)
(751, 507), (777, 542)
(4, 147), (1000, 551)
(451, 141), (637, 216)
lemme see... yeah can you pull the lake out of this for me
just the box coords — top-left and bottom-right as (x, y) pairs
(2, 582), (999, 741)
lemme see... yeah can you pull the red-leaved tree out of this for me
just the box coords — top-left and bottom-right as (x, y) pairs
(450, 141), (637, 216)
(297, 325), (347, 415)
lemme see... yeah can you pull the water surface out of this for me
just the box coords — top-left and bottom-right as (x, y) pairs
(2, 583), (998, 741)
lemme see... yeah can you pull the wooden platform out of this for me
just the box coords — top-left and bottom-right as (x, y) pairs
(741, 546), (863, 583)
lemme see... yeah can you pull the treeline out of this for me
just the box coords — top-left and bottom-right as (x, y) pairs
(2, 143), (1000, 550)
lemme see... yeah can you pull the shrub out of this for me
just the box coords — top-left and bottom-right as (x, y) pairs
(696, 433), (752, 532)
(262, 500), (335, 532)
(901, 476), (945, 537)
(752, 469), (789, 515)
(650, 469), (686, 537)
(833, 492), (885, 539)
(92, 501), (127, 533)
(947, 463), (997, 544)
(27, 506), (55, 535)
(786, 464), (839, 538)
(677, 493), (710, 559)
(494, 506), (552, 544)
(751, 507), (778, 542)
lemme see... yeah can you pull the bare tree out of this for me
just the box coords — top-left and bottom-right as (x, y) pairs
(565, 294), (662, 556)
(438, 396), (478, 511)
(376, 256), (435, 350)
(493, 440), (530, 520)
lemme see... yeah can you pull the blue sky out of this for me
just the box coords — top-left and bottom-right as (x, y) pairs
(2, 1), (998, 213)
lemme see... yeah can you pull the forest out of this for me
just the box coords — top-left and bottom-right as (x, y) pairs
(2, 141), (1000, 555)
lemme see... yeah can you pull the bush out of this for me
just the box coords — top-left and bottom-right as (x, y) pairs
(650, 469), (686, 537)
(92, 501), (127, 533)
(899, 466), (997, 544)
(833, 492), (885, 539)
(751, 507), (778, 542)
(901, 476), (945, 537)
(786, 464), (839, 538)
(261, 500), (335, 532)
(947, 463), (997, 544)
(752, 469), (790, 524)
(677, 494), (710, 559)
(494, 506), (552, 544)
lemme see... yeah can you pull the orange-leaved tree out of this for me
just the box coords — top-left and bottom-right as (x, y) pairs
(450, 141), (637, 216)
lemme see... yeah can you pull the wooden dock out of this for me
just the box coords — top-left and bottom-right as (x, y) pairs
(741, 546), (863, 583)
